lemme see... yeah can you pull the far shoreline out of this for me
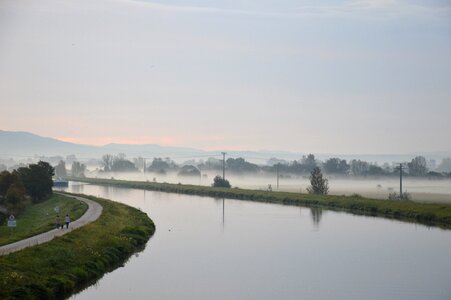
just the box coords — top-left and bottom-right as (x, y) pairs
(67, 177), (451, 230)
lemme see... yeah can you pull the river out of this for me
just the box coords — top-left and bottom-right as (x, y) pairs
(63, 183), (451, 300)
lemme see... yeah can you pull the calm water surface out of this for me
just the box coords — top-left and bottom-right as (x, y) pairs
(64, 183), (451, 300)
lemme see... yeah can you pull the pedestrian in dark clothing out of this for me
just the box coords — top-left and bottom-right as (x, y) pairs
(55, 215), (61, 229)
(65, 214), (70, 229)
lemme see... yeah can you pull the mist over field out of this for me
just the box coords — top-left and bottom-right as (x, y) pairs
(86, 170), (451, 203)
(1, 130), (450, 203)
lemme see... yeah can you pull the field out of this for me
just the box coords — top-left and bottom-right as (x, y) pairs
(89, 171), (451, 203)
(0, 193), (88, 246)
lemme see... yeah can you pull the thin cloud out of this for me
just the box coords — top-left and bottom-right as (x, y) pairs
(295, 0), (451, 18)
(121, 0), (285, 17)
(123, 0), (451, 19)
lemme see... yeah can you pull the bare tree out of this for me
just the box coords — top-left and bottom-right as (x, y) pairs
(101, 154), (113, 172)
(408, 156), (427, 176)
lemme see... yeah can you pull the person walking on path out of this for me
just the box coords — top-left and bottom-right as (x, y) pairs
(55, 215), (61, 229)
(65, 214), (70, 229)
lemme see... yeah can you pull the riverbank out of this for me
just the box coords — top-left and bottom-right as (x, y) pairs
(71, 177), (451, 229)
(0, 193), (88, 246)
(0, 193), (155, 300)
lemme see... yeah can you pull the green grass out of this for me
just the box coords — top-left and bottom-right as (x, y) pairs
(0, 193), (155, 300)
(71, 177), (451, 229)
(0, 193), (88, 246)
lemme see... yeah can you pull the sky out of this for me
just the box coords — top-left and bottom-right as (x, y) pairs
(0, 0), (450, 154)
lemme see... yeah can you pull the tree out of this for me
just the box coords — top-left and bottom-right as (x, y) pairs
(212, 175), (231, 188)
(5, 183), (26, 213)
(226, 157), (259, 173)
(147, 157), (174, 173)
(111, 158), (137, 172)
(0, 170), (26, 211)
(267, 158), (288, 166)
(0, 171), (19, 198)
(17, 161), (54, 203)
(199, 157), (222, 171)
(54, 160), (67, 178)
(178, 165), (200, 177)
(408, 156), (427, 176)
(367, 164), (386, 176)
(71, 161), (86, 177)
(101, 154), (114, 172)
(307, 167), (329, 195)
(301, 154), (317, 173)
(350, 159), (370, 176)
(323, 158), (349, 174)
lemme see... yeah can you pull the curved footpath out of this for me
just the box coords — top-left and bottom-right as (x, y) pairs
(0, 193), (102, 256)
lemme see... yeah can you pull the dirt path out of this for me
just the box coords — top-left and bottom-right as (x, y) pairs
(0, 193), (102, 256)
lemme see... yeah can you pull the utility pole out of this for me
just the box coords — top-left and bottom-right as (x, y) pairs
(399, 163), (403, 198)
(143, 158), (146, 174)
(221, 152), (226, 180)
(276, 163), (280, 190)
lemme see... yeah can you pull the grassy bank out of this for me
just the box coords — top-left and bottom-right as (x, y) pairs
(72, 177), (451, 229)
(0, 194), (88, 246)
(0, 193), (155, 300)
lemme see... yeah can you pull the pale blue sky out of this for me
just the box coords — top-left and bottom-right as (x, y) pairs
(0, 0), (450, 153)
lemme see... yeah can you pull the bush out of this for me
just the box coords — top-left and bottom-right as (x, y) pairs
(388, 192), (411, 201)
(350, 193), (363, 198)
(212, 176), (231, 188)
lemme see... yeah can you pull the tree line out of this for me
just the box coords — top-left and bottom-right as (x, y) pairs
(3, 153), (451, 179)
(89, 153), (451, 179)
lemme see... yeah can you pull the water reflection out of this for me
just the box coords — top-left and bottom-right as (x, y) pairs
(65, 184), (451, 300)
(310, 207), (323, 229)
(214, 197), (226, 228)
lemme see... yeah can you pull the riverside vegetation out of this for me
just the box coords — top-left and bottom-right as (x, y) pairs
(71, 177), (451, 229)
(0, 193), (155, 300)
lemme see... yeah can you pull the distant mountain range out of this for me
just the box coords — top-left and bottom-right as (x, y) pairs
(0, 130), (206, 161)
(0, 130), (449, 164)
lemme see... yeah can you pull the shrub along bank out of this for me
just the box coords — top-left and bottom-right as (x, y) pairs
(72, 177), (451, 229)
(0, 194), (155, 300)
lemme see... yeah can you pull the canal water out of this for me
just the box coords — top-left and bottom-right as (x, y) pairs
(64, 183), (451, 300)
